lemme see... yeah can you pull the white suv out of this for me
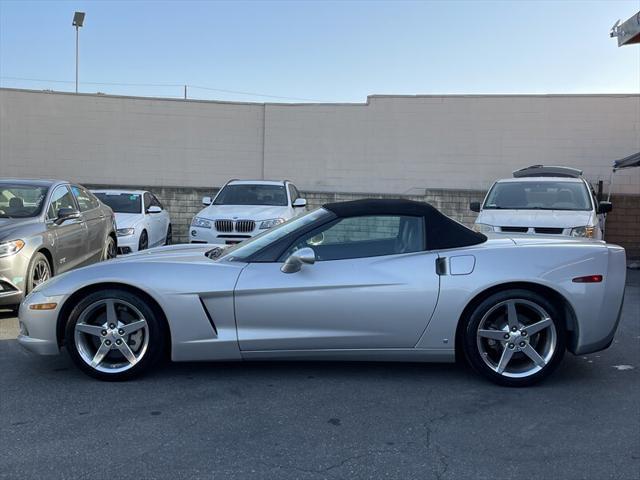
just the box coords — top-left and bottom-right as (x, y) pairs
(190, 180), (307, 245)
(471, 166), (613, 240)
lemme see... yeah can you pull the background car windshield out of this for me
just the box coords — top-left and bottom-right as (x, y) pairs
(214, 184), (288, 206)
(0, 184), (48, 218)
(222, 208), (330, 261)
(484, 181), (591, 211)
(95, 193), (142, 213)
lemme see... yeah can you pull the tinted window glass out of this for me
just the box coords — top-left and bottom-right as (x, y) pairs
(0, 184), (49, 218)
(286, 215), (425, 261)
(72, 186), (99, 212)
(143, 193), (152, 211)
(47, 186), (76, 219)
(94, 193), (142, 214)
(484, 181), (592, 211)
(214, 184), (287, 206)
(151, 194), (163, 209)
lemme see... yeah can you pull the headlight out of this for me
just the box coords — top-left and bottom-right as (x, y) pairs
(259, 218), (285, 229)
(570, 226), (595, 238)
(116, 228), (135, 237)
(473, 223), (495, 233)
(192, 217), (212, 229)
(0, 240), (25, 258)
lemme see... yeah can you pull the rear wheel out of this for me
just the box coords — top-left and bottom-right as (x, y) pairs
(462, 289), (565, 387)
(64, 289), (166, 381)
(26, 252), (51, 294)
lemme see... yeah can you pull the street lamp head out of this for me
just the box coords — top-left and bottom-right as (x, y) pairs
(72, 11), (85, 28)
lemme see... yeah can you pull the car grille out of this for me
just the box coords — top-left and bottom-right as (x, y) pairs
(215, 220), (234, 232)
(534, 227), (563, 235)
(215, 219), (255, 233)
(235, 220), (255, 233)
(500, 226), (528, 233)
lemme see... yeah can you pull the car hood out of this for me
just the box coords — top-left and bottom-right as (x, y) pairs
(197, 204), (288, 221)
(114, 213), (143, 229)
(477, 209), (593, 228)
(0, 217), (40, 241)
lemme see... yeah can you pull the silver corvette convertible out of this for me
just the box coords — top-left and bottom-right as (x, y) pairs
(17, 199), (626, 386)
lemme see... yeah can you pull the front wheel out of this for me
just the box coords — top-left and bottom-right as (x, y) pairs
(64, 289), (166, 381)
(102, 235), (117, 260)
(165, 225), (172, 245)
(462, 289), (566, 387)
(26, 252), (51, 294)
(138, 230), (148, 251)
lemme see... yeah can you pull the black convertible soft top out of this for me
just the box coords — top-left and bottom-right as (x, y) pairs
(323, 198), (487, 250)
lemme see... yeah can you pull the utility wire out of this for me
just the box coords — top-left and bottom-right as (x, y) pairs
(0, 75), (324, 102)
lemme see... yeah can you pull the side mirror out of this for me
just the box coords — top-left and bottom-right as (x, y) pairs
(598, 201), (612, 214)
(55, 207), (80, 225)
(202, 196), (212, 206)
(281, 247), (316, 273)
(470, 201), (481, 213)
(292, 198), (307, 208)
(147, 205), (162, 214)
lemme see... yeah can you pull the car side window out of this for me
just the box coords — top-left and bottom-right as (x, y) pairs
(284, 215), (425, 261)
(47, 186), (76, 220)
(288, 184), (299, 203)
(150, 194), (163, 209)
(71, 186), (99, 212)
(143, 193), (152, 212)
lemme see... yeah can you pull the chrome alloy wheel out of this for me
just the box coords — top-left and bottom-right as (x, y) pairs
(31, 259), (50, 287)
(476, 299), (557, 378)
(74, 299), (149, 374)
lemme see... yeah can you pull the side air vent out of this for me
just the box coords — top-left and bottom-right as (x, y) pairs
(199, 298), (218, 336)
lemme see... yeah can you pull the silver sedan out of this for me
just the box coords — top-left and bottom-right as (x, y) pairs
(17, 199), (626, 386)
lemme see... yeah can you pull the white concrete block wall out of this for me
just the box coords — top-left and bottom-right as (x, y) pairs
(265, 95), (640, 195)
(1, 89), (638, 195)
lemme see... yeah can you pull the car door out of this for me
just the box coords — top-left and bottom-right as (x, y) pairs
(234, 214), (440, 351)
(46, 185), (88, 272)
(72, 185), (105, 261)
(150, 193), (169, 246)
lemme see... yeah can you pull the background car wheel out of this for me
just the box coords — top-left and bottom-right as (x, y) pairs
(26, 252), (51, 294)
(102, 235), (117, 260)
(64, 289), (166, 381)
(462, 289), (566, 387)
(165, 225), (172, 245)
(138, 230), (148, 251)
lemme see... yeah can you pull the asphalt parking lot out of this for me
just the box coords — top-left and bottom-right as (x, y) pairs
(1, 270), (638, 480)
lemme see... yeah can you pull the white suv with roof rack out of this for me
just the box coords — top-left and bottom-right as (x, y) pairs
(470, 165), (612, 239)
(189, 179), (307, 245)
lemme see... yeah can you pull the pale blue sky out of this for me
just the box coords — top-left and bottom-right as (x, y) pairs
(1, 0), (639, 102)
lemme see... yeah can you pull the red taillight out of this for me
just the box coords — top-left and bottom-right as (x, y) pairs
(572, 275), (603, 283)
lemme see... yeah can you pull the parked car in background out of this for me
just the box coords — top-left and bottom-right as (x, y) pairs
(0, 179), (117, 308)
(471, 165), (612, 239)
(17, 199), (626, 386)
(190, 179), (307, 245)
(92, 190), (172, 254)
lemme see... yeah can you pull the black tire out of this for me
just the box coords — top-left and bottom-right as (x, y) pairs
(25, 252), (52, 294)
(165, 225), (172, 245)
(64, 289), (166, 381)
(102, 235), (117, 260)
(462, 289), (566, 387)
(138, 230), (148, 251)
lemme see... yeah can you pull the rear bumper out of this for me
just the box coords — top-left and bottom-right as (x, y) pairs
(572, 245), (627, 355)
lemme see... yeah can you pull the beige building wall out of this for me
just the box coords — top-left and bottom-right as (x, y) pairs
(1, 88), (639, 195)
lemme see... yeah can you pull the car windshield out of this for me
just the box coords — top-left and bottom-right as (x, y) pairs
(483, 181), (592, 211)
(213, 208), (330, 261)
(214, 184), (288, 206)
(0, 184), (49, 218)
(94, 193), (142, 213)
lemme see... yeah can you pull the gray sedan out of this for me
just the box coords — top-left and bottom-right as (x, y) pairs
(0, 179), (117, 308)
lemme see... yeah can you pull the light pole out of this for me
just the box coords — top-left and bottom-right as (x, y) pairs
(72, 12), (85, 93)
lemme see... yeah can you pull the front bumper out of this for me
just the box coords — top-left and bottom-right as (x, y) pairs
(0, 253), (30, 306)
(116, 234), (139, 254)
(16, 290), (64, 356)
(189, 226), (257, 245)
